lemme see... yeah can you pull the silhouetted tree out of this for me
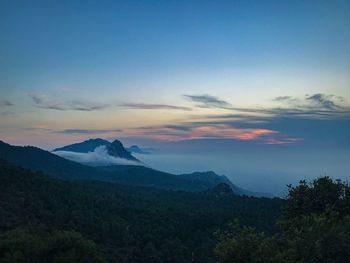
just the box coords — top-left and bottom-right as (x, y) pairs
(215, 177), (350, 263)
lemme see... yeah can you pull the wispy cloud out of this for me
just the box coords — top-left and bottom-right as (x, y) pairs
(273, 96), (293, 102)
(120, 103), (192, 111)
(22, 124), (52, 132)
(197, 93), (350, 119)
(54, 145), (141, 166)
(163, 125), (193, 131)
(125, 123), (285, 143)
(121, 92), (349, 145)
(184, 93), (349, 118)
(29, 93), (109, 111)
(0, 100), (13, 107)
(57, 129), (122, 134)
(305, 93), (345, 110)
(183, 94), (232, 109)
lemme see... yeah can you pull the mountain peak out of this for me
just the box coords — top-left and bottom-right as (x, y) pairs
(107, 140), (139, 162)
(53, 138), (110, 153)
(127, 145), (149, 154)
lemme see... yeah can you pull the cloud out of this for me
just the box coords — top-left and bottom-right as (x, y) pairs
(273, 96), (293, 102)
(163, 125), (193, 131)
(0, 100), (13, 107)
(114, 93), (349, 147)
(126, 122), (282, 143)
(305, 93), (344, 110)
(29, 93), (109, 111)
(22, 124), (52, 132)
(120, 103), (192, 111)
(182, 93), (349, 118)
(184, 94), (232, 109)
(57, 129), (122, 134)
(210, 93), (350, 119)
(53, 145), (141, 166)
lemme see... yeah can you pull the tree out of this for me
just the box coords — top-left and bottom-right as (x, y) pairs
(215, 177), (350, 263)
(0, 227), (106, 263)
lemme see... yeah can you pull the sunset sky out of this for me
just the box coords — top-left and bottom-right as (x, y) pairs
(1, 0), (350, 150)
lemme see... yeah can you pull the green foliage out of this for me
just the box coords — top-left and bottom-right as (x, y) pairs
(215, 221), (278, 263)
(0, 226), (106, 263)
(0, 160), (282, 263)
(215, 177), (350, 263)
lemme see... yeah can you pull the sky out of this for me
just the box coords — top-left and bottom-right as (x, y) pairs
(0, 1), (350, 193)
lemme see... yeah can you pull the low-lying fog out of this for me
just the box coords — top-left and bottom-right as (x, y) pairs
(135, 149), (350, 197)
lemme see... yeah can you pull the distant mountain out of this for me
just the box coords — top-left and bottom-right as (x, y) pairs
(0, 140), (270, 196)
(127, 145), (150, 154)
(177, 171), (271, 197)
(107, 140), (139, 161)
(0, 141), (236, 193)
(53, 138), (110, 153)
(53, 138), (140, 163)
(208, 183), (234, 197)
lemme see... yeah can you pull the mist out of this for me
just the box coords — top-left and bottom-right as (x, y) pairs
(135, 148), (350, 197)
(54, 146), (142, 166)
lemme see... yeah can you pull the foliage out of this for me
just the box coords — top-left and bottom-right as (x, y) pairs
(0, 226), (106, 263)
(215, 177), (350, 263)
(0, 160), (282, 263)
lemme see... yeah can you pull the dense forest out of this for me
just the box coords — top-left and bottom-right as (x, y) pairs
(215, 177), (350, 263)
(0, 159), (349, 262)
(0, 160), (282, 263)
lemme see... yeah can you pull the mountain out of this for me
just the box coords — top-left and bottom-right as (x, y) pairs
(208, 183), (234, 197)
(127, 145), (150, 154)
(0, 140), (270, 196)
(53, 138), (111, 153)
(107, 139), (139, 161)
(177, 171), (272, 197)
(0, 141), (238, 193)
(53, 138), (140, 162)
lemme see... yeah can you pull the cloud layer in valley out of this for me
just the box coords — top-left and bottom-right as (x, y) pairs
(54, 146), (142, 166)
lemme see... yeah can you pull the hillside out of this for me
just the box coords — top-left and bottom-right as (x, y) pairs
(0, 141), (255, 194)
(0, 160), (282, 262)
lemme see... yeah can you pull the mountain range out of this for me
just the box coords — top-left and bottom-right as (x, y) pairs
(0, 140), (269, 196)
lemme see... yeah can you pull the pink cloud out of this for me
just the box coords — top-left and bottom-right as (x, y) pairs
(122, 124), (280, 142)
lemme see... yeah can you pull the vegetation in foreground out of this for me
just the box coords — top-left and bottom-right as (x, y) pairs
(215, 177), (350, 263)
(0, 160), (281, 263)
(0, 159), (349, 262)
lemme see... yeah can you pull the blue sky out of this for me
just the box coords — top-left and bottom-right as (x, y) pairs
(0, 0), (349, 150)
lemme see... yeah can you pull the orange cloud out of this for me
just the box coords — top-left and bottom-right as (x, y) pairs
(236, 129), (277, 140)
(122, 124), (279, 142)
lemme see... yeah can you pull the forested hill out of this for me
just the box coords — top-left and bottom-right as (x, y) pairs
(0, 160), (283, 263)
(0, 141), (262, 195)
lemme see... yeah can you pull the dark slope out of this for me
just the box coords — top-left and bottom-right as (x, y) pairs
(0, 141), (104, 181)
(53, 138), (140, 162)
(178, 171), (236, 191)
(107, 139), (139, 161)
(0, 141), (234, 192)
(53, 138), (111, 153)
(177, 171), (272, 197)
(0, 160), (283, 262)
